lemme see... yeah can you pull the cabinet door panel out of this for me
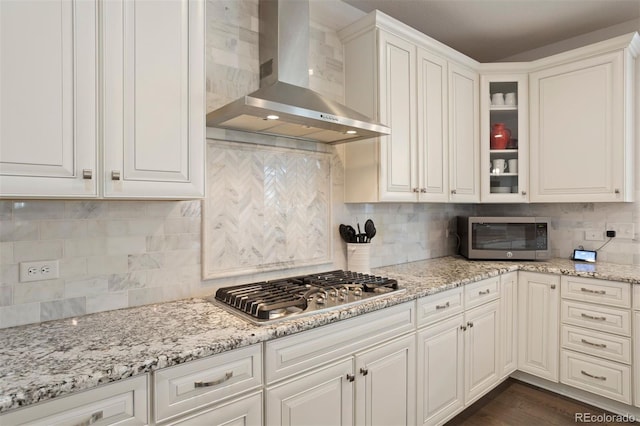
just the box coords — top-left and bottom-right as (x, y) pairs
(465, 300), (500, 404)
(500, 272), (518, 377)
(417, 315), (464, 425)
(530, 52), (625, 202)
(355, 334), (416, 426)
(518, 272), (560, 381)
(448, 63), (479, 202)
(0, 0), (97, 197)
(417, 49), (448, 202)
(103, 0), (204, 198)
(378, 31), (416, 201)
(266, 359), (353, 426)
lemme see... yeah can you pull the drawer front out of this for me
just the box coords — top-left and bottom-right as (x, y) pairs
(265, 301), (415, 384)
(417, 287), (464, 327)
(561, 325), (631, 364)
(464, 277), (500, 310)
(561, 276), (630, 308)
(561, 300), (631, 336)
(166, 391), (262, 426)
(154, 344), (262, 423)
(560, 350), (631, 404)
(0, 375), (148, 426)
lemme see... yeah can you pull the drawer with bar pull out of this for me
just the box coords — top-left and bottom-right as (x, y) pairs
(561, 300), (631, 336)
(416, 286), (464, 327)
(560, 349), (631, 404)
(464, 276), (500, 310)
(560, 324), (631, 364)
(560, 276), (630, 308)
(153, 344), (262, 423)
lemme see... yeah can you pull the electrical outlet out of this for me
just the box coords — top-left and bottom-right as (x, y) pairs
(19, 260), (59, 282)
(584, 230), (604, 241)
(606, 223), (635, 240)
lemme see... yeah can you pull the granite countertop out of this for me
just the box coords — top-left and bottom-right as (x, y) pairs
(1, 256), (639, 413)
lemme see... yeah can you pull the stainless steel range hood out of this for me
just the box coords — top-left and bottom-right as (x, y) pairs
(206, 0), (390, 144)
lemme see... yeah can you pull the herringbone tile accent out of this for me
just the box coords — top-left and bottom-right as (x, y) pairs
(204, 141), (331, 278)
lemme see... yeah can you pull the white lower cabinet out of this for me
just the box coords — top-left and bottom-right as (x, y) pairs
(499, 272), (518, 377)
(417, 278), (500, 425)
(0, 375), (148, 426)
(265, 302), (416, 426)
(518, 271), (560, 381)
(635, 310), (640, 408)
(153, 344), (262, 424)
(559, 276), (632, 405)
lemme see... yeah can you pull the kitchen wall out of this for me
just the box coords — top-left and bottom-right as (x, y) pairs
(1, 1), (638, 329)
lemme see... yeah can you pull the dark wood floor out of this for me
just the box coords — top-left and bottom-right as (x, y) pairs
(445, 379), (635, 425)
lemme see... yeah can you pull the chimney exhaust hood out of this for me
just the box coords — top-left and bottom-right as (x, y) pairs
(206, 0), (390, 144)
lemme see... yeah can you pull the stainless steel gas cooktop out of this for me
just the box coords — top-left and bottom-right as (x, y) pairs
(208, 270), (403, 324)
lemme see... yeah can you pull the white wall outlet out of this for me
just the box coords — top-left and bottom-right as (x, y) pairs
(606, 223), (635, 240)
(19, 260), (60, 282)
(584, 230), (604, 241)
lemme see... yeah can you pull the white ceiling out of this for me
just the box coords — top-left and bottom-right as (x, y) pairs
(338, 0), (640, 62)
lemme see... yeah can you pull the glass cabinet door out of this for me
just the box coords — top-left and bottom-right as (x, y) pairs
(480, 74), (528, 202)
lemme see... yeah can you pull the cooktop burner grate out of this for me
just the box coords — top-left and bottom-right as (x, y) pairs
(211, 270), (401, 324)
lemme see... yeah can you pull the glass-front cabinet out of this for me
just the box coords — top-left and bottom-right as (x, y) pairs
(480, 74), (528, 202)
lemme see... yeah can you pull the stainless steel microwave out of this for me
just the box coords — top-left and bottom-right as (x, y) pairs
(457, 216), (550, 260)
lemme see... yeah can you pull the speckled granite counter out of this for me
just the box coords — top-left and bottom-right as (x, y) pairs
(1, 256), (639, 413)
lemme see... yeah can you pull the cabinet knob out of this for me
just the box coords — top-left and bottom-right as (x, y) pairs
(420, 188), (427, 193)
(614, 189), (620, 194)
(451, 189), (457, 195)
(460, 325), (467, 331)
(467, 321), (473, 328)
(550, 284), (556, 290)
(111, 170), (121, 181)
(521, 191), (527, 196)
(360, 367), (369, 376)
(346, 374), (355, 382)
(412, 187), (419, 193)
(82, 169), (93, 180)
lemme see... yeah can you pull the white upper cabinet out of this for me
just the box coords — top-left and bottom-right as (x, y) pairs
(339, 11), (478, 203)
(479, 72), (529, 203)
(529, 33), (639, 202)
(0, 0), (98, 197)
(102, 0), (204, 199)
(0, 0), (205, 199)
(448, 63), (480, 202)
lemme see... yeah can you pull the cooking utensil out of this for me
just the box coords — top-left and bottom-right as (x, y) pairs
(339, 224), (350, 243)
(364, 219), (376, 242)
(345, 225), (357, 243)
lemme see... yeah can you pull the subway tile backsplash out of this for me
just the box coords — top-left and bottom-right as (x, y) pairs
(1, 1), (638, 328)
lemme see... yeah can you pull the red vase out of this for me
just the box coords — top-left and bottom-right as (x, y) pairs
(490, 123), (511, 149)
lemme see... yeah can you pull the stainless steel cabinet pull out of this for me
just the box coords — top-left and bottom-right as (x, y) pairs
(360, 367), (368, 376)
(111, 170), (121, 180)
(467, 321), (473, 328)
(346, 374), (355, 382)
(478, 289), (490, 295)
(73, 410), (103, 426)
(581, 313), (607, 321)
(435, 302), (450, 310)
(82, 169), (93, 179)
(460, 325), (467, 331)
(580, 287), (606, 295)
(194, 371), (233, 388)
(580, 338), (607, 349)
(581, 370), (607, 381)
